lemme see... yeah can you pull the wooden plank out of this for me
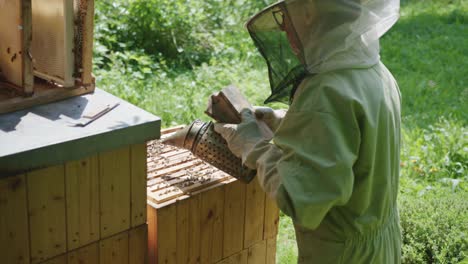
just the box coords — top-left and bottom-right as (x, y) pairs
(65, 155), (100, 250)
(147, 205), (157, 264)
(157, 204), (177, 264)
(265, 238), (277, 264)
(223, 181), (246, 258)
(63, 0), (75, 87)
(131, 143), (148, 227)
(81, 0), (95, 85)
(129, 225), (148, 264)
(0, 0), (24, 87)
(188, 195), (201, 264)
(147, 159), (204, 180)
(148, 171), (229, 204)
(27, 165), (67, 263)
(68, 242), (99, 264)
(99, 231), (129, 264)
(263, 195), (279, 240)
(247, 240), (266, 264)
(0, 174), (30, 264)
(176, 199), (190, 264)
(244, 180), (266, 248)
(99, 146), (131, 238)
(217, 250), (248, 264)
(22, 0), (34, 93)
(147, 164), (212, 189)
(0, 84), (94, 114)
(41, 254), (67, 264)
(200, 186), (224, 264)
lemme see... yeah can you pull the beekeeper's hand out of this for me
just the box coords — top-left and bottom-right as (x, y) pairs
(214, 109), (272, 167)
(254, 106), (287, 131)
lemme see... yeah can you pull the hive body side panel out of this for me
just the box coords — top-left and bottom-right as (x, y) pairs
(99, 146), (131, 238)
(147, 205), (158, 264)
(0, 0), (24, 87)
(244, 180), (265, 248)
(0, 174), (30, 264)
(67, 242), (99, 264)
(200, 187), (225, 264)
(65, 155), (100, 250)
(176, 199), (190, 264)
(129, 224), (148, 264)
(263, 195), (279, 240)
(188, 195), (201, 264)
(131, 143), (148, 227)
(27, 165), (67, 263)
(247, 240), (266, 264)
(157, 204), (177, 264)
(99, 231), (129, 264)
(223, 181), (246, 258)
(265, 237), (277, 264)
(40, 254), (67, 264)
(218, 250), (248, 264)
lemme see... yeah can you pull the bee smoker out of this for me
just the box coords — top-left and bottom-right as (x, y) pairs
(162, 119), (256, 183)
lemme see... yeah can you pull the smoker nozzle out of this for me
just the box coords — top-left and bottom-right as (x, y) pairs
(162, 120), (256, 183)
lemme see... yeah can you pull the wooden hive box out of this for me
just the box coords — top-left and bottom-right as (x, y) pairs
(146, 130), (280, 264)
(0, 144), (149, 263)
(0, 90), (162, 263)
(0, 0), (95, 114)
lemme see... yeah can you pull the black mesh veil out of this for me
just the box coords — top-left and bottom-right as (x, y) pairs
(247, 0), (400, 105)
(246, 2), (307, 104)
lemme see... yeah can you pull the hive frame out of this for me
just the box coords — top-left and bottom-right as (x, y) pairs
(31, 0), (75, 87)
(0, 0), (95, 114)
(0, 0), (34, 94)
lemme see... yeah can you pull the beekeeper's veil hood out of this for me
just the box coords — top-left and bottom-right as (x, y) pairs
(247, 0), (400, 104)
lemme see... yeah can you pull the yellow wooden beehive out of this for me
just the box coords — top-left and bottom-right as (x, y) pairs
(0, 0), (95, 114)
(0, 144), (149, 264)
(146, 131), (280, 264)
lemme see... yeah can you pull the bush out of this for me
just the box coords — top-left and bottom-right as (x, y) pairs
(94, 0), (270, 68)
(400, 119), (467, 182)
(399, 189), (468, 263)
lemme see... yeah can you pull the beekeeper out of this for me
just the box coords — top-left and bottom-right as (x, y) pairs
(214, 0), (402, 263)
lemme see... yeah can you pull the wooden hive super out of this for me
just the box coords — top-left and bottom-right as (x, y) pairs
(0, 88), (161, 263)
(0, 144), (149, 263)
(0, 0), (95, 114)
(146, 129), (280, 264)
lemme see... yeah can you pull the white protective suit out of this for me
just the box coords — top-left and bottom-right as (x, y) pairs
(216, 0), (402, 263)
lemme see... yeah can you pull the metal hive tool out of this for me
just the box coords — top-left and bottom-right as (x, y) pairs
(163, 119), (256, 183)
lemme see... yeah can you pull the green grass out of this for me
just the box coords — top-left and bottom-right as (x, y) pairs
(94, 0), (467, 262)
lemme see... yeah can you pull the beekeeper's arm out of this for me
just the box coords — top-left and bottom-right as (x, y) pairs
(215, 84), (361, 230)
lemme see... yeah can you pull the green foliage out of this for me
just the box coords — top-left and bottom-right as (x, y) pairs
(381, 0), (468, 126)
(123, 0), (213, 66)
(401, 118), (467, 183)
(399, 189), (468, 264)
(277, 212), (298, 263)
(92, 0), (468, 262)
(94, 0), (270, 67)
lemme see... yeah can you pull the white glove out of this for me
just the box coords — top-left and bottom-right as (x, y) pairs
(214, 109), (272, 168)
(254, 106), (287, 132)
